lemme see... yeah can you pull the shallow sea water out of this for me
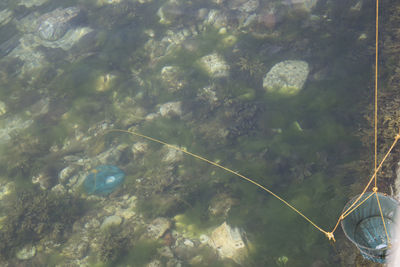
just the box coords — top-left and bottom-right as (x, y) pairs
(0, 0), (377, 266)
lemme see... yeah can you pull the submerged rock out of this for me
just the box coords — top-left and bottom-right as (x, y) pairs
(204, 9), (228, 29)
(147, 259), (162, 267)
(263, 60), (309, 96)
(101, 215), (123, 229)
(161, 146), (183, 164)
(18, 0), (49, 8)
(160, 66), (187, 92)
(132, 142), (148, 156)
(146, 217), (171, 240)
(284, 0), (319, 12)
(228, 0), (259, 13)
(31, 7), (92, 51)
(0, 116), (33, 145)
(96, 144), (131, 165)
(37, 7), (82, 41)
(0, 9), (13, 27)
(37, 26), (93, 51)
(159, 101), (182, 118)
(198, 53), (230, 78)
(31, 172), (52, 190)
(208, 193), (237, 217)
(5, 6), (92, 80)
(0, 101), (6, 116)
(395, 163), (400, 199)
(16, 244), (36, 260)
(15, 6), (85, 44)
(0, 180), (14, 201)
(59, 165), (78, 183)
(0, 35), (20, 58)
(62, 241), (89, 260)
(197, 85), (219, 107)
(157, 0), (185, 25)
(95, 73), (116, 92)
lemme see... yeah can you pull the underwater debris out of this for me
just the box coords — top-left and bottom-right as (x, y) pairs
(83, 165), (125, 196)
(208, 222), (248, 264)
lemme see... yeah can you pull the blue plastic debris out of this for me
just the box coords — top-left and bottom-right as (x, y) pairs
(341, 192), (399, 263)
(84, 165), (125, 195)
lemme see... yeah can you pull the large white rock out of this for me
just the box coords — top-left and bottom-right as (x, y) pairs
(208, 222), (247, 264)
(263, 60), (309, 96)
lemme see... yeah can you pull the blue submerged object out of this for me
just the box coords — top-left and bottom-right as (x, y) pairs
(341, 192), (399, 263)
(84, 165), (125, 196)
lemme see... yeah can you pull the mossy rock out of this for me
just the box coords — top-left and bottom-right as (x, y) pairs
(263, 60), (309, 96)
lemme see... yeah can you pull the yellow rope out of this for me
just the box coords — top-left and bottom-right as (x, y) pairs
(342, 192), (375, 219)
(104, 129), (330, 237)
(374, 0), (379, 188)
(372, 0), (391, 248)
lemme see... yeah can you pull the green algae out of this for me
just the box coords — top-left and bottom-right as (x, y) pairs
(220, 82), (256, 102)
(174, 200), (224, 239)
(109, 240), (161, 267)
(141, 117), (195, 148)
(0, 189), (86, 261)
